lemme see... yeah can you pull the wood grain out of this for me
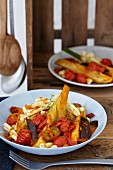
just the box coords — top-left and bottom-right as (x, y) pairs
(33, 0), (54, 53)
(25, 0), (33, 89)
(0, 0), (7, 39)
(62, 0), (88, 48)
(95, 0), (113, 47)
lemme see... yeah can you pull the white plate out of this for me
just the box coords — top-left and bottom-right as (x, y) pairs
(48, 46), (113, 87)
(0, 89), (107, 155)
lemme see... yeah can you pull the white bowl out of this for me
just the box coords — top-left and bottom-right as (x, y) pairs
(0, 89), (107, 155)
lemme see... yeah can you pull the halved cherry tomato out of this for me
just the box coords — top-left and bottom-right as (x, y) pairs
(10, 106), (18, 113)
(53, 136), (67, 147)
(55, 118), (70, 134)
(87, 62), (106, 73)
(59, 121), (70, 133)
(67, 139), (77, 146)
(38, 118), (47, 131)
(76, 74), (87, 84)
(31, 114), (45, 126)
(7, 113), (19, 126)
(65, 70), (76, 81)
(101, 58), (112, 66)
(17, 129), (31, 146)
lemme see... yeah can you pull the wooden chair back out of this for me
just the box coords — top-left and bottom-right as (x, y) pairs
(25, 0), (113, 88)
(32, 0), (113, 52)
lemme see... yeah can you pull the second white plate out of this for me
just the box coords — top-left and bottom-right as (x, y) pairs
(48, 46), (113, 88)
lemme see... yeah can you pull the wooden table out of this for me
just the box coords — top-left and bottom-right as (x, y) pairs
(14, 53), (113, 170)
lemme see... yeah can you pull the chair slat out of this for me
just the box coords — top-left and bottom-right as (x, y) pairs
(62, 0), (88, 48)
(33, 0), (54, 52)
(95, 0), (113, 47)
(25, 0), (33, 90)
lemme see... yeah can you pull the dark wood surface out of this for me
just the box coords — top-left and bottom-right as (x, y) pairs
(13, 53), (113, 170)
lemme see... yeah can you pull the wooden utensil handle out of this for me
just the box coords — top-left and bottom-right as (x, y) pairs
(0, 0), (7, 39)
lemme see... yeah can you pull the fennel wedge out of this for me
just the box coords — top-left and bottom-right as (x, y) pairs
(47, 84), (70, 125)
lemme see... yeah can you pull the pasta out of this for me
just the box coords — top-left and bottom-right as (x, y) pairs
(3, 84), (98, 148)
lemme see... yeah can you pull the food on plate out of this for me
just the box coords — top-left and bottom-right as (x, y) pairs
(54, 49), (113, 84)
(55, 59), (113, 84)
(80, 50), (113, 78)
(3, 84), (98, 148)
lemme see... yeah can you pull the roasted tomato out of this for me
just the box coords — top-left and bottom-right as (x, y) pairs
(55, 118), (70, 133)
(87, 62), (106, 73)
(53, 136), (67, 147)
(10, 106), (18, 113)
(101, 58), (112, 66)
(65, 70), (76, 81)
(38, 118), (47, 131)
(31, 114), (45, 126)
(67, 139), (77, 146)
(7, 113), (19, 126)
(10, 106), (23, 114)
(76, 74), (87, 84)
(59, 121), (70, 133)
(17, 129), (31, 146)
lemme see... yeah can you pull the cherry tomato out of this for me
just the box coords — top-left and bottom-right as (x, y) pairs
(31, 114), (45, 126)
(38, 119), (47, 131)
(7, 113), (19, 126)
(17, 129), (31, 146)
(76, 74), (87, 84)
(55, 118), (70, 134)
(101, 58), (112, 66)
(53, 136), (67, 147)
(59, 121), (70, 133)
(87, 62), (99, 71)
(67, 139), (77, 146)
(87, 62), (106, 73)
(98, 66), (106, 73)
(10, 106), (18, 113)
(65, 70), (76, 81)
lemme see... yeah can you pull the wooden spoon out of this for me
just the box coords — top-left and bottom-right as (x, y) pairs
(0, 0), (22, 76)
